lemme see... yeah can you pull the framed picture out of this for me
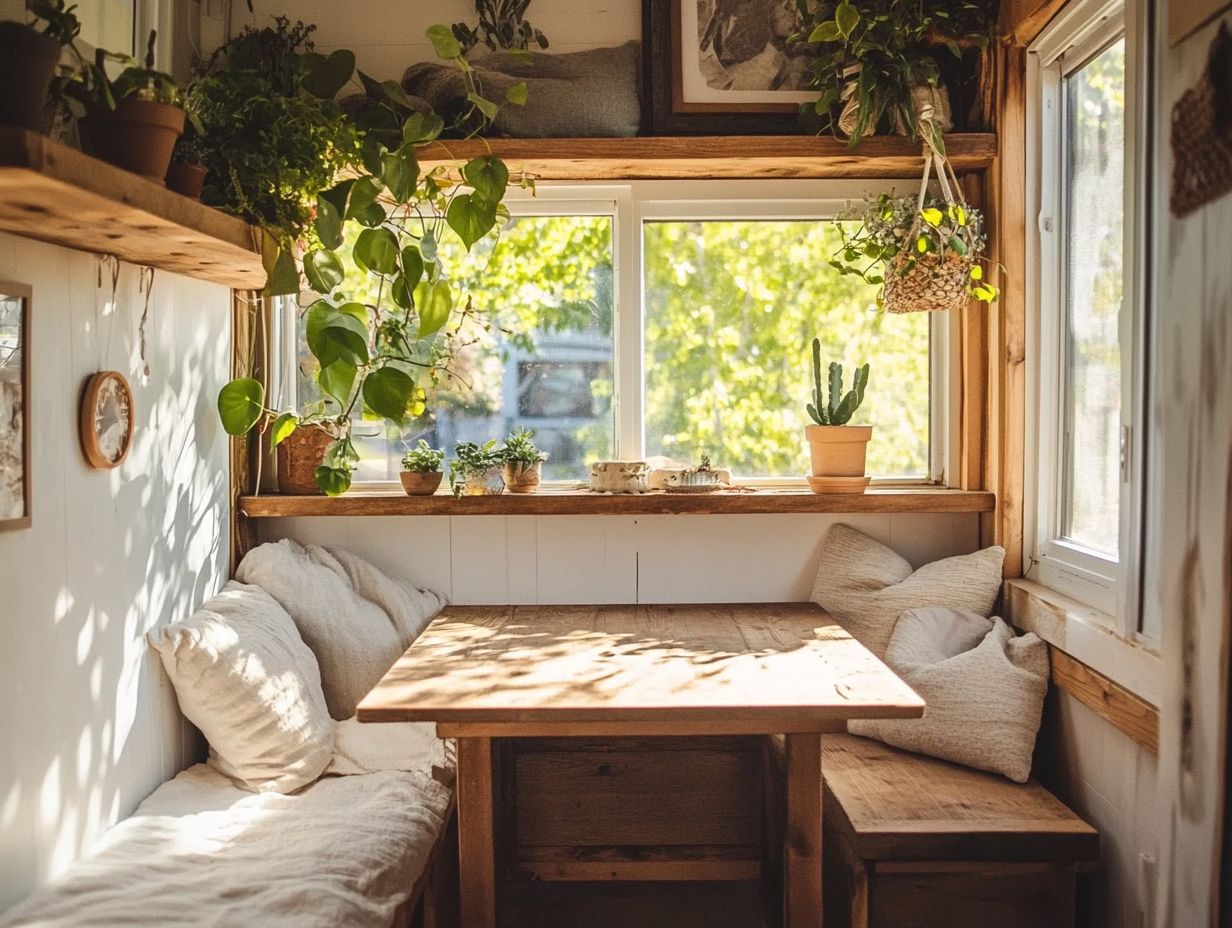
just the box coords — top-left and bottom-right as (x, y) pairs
(643, 0), (817, 134)
(0, 282), (30, 531)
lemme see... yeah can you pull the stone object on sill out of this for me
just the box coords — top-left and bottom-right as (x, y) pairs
(588, 460), (650, 494)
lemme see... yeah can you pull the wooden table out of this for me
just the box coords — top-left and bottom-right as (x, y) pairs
(357, 604), (924, 928)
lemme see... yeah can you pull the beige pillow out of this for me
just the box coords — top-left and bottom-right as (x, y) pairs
(236, 540), (445, 719)
(149, 582), (334, 793)
(810, 524), (1005, 658)
(849, 607), (1050, 782)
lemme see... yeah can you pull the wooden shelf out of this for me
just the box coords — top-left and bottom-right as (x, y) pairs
(0, 128), (264, 289)
(239, 487), (996, 518)
(418, 134), (997, 181)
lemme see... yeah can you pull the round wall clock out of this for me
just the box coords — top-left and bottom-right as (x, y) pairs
(79, 371), (134, 469)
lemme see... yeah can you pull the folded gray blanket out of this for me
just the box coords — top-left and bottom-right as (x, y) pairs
(403, 41), (641, 138)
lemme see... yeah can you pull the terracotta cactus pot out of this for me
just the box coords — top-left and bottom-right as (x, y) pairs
(400, 471), (444, 496)
(83, 98), (185, 184)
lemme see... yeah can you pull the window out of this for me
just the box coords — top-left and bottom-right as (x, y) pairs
(285, 181), (947, 486)
(1028, 0), (1149, 631)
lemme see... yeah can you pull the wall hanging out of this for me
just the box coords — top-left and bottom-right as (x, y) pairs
(1171, 21), (1232, 216)
(0, 282), (31, 530)
(79, 370), (133, 469)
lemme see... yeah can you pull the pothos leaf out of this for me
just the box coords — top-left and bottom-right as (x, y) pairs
(269, 412), (299, 447)
(414, 279), (453, 337)
(446, 193), (497, 249)
(217, 378), (264, 435)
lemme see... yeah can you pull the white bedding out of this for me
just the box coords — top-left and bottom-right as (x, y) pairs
(0, 765), (452, 928)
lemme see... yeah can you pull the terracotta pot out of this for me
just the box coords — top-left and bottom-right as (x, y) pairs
(503, 460), (543, 494)
(166, 161), (206, 199)
(400, 470), (443, 496)
(276, 426), (335, 496)
(804, 425), (873, 491)
(83, 98), (185, 184)
(0, 24), (60, 132)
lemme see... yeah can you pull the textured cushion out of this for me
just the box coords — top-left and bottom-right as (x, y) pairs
(149, 582), (334, 794)
(810, 524), (1005, 659)
(849, 607), (1050, 782)
(403, 41), (641, 137)
(327, 718), (455, 786)
(236, 540), (446, 719)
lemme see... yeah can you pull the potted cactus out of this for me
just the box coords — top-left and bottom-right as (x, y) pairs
(500, 427), (548, 494)
(450, 440), (506, 497)
(400, 440), (445, 496)
(803, 337), (872, 494)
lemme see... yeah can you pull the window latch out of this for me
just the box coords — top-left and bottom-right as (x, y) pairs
(1120, 425), (1132, 482)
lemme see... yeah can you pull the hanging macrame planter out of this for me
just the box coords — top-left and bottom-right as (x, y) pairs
(830, 105), (1000, 314)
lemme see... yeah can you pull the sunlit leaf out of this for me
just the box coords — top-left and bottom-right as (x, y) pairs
(217, 378), (264, 435)
(269, 412), (299, 448)
(414, 279), (452, 337)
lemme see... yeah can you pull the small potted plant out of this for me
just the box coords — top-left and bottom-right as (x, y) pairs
(832, 190), (999, 314)
(0, 0), (80, 132)
(400, 440), (446, 496)
(804, 338), (872, 494)
(76, 31), (186, 184)
(450, 440), (505, 497)
(500, 427), (548, 494)
(166, 129), (207, 199)
(675, 453), (725, 493)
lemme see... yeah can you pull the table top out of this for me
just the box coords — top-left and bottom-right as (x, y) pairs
(357, 604), (923, 732)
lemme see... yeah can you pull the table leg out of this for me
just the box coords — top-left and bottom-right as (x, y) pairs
(783, 732), (823, 928)
(457, 736), (497, 928)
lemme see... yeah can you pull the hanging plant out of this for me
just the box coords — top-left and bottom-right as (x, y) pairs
(831, 151), (1000, 312)
(452, 0), (549, 56)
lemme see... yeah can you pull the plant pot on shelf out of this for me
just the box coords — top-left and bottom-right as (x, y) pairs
(804, 425), (872, 494)
(0, 23), (60, 132)
(276, 426), (334, 496)
(455, 466), (505, 496)
(83, 98), (185, 184)
(166, 160), (206, 199)
(503, 460), (543, 494)
(400, 470), (443, 496)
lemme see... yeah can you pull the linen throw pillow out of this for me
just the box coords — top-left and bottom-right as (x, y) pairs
(849, 607), (1050, 782)
(236, 540), (446, 719)
(810, 524), (1005, 659)
(149, 581), (334, 793)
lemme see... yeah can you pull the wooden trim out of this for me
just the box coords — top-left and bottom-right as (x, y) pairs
(437, 719), (852, 739)
(1004, 0), (1071, 45)
(1049, 647), (1160, 754)
(0, 280), (31, 532)
(418, 134), (998, 181)
(958, 174), (990, 495)
(238, 487), (995, 518)
(0, 129), (264, 289)
(510, 845), (761, 882)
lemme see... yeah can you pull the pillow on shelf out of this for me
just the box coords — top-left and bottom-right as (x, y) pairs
(810, 524), (1005, 659)
(849, 606), (1050, 783)
(236, 540), (446, 720)
(149, 581), (334, 794)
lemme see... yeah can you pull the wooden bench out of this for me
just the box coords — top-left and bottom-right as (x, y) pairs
(817, 734), (1099, 928)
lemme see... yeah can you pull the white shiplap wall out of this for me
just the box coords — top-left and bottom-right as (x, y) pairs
(0, 233), (232, 911)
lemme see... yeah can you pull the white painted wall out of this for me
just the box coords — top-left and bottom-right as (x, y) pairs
(0, 233), (232, 912)
(197, 0), (641, 82)
(256, 512), (981, 604)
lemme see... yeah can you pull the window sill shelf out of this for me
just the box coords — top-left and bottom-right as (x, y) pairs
(238, 487), (995, 518)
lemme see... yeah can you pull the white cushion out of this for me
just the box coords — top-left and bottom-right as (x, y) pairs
(236, 540), (446, 719)
(149, 582), (334, 794)
(849, 607), (1050, 783)
(326, 718), (455, 784)
(810, 524), (1005, 659)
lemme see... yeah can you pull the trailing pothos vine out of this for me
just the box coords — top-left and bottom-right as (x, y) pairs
(216, 25), (531, 496)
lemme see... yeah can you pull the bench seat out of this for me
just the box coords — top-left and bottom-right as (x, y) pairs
(0, 764), (454, 928)
(821, 734), (1099, 928)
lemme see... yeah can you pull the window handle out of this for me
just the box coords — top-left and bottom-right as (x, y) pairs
(1120, 424), (1132, 483)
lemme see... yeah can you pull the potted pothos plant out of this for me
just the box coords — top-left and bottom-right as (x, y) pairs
(216, 24), (527, 497)
(797, 0), (997, 148)
(803, 338), (872, 494)
(0, 0), (80, 132)
(400, 440), (446, 496)
(449, 440), (506, 497)
(500, 427), (548, 494)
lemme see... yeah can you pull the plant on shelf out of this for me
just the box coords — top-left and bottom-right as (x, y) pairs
(399, 439), (446, 496)
(449, 440), (506, 497)
(452, 0), (549, 56)
(796, 0), (998, 149)
(677, 453), (724, 491)
(216, 24), (523, 497)
(832, 187), (999, 312)
(500, 426), (548, 494)
(0, 0), (81, 132)
(803, 339), (873, 494)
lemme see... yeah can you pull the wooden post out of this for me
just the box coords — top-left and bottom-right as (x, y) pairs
(783, 732), (823, 928)
(457, 737), (497, 928)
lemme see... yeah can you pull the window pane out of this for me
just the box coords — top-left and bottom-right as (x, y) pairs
(1061, 39), (1124, 556)
(642, 220), (930, 478)
(297, 215), (615, 482)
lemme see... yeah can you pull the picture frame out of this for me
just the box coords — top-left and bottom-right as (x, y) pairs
(642, 0), (815, 135)
(0, 282), (31, 531)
